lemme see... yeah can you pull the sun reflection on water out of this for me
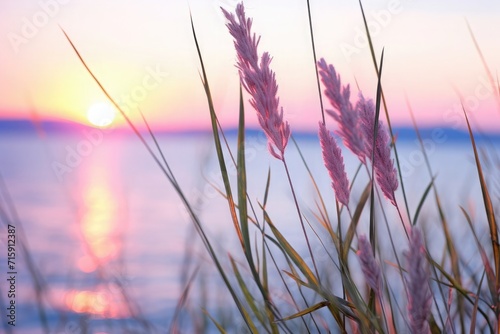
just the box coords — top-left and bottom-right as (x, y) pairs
(79, 182), (120, 269)
(64, 161), (131, 318)
(64, 286), (129, 318)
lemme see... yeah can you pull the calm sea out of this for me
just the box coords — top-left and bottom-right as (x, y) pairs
(0, 128), (495, 333)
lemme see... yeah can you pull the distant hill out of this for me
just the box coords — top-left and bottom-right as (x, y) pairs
(0, 119), (87, 134)
(391, 126), (500, 143)
(0, 119), (498, 143)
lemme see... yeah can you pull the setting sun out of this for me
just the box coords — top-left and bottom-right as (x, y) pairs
(86, 102), (117, 127)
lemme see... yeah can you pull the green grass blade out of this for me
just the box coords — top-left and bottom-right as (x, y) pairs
(60, 27), (175, 185)
(469, 271), (486, 334)
(189, 23), (284, 329)
(204, 310), (229, 334)
(168, 266), (199, 333)
(283, 271), (359, 329)
(412, 178), (434, 226)
(258, 170), (280, 334)
(230, 257), (269, 332)
(190, 12), (244, 248)
(373, 49), (384, 136)
(283, 270), (310, 288)
(305, 0), (325, 123)
(189, 13), (264, 331)
(427, 255), (497, 333)
(261, 207), (322, 331)
(343, 181), (371, 261)
(460, 206), (497, 305)
(369, 48), (385, 250)
(406, 97), (465, 326)
(291, 136), (336, 242)
(138, 109), (178, 185)
(429, 253), (496, 332)
(263, 168), (272, 210)
(235, 104), (281, 332)
(277, 301), (330, 322)
(462, 107), (499, 301)
(237, 85), (254, 269)
(265, 217), (319, 287)
(191, 32), (281, 332)
(63, 19), (257, 333)
(261, 168), (272, 295)
(358, 0), (411, 221)
(429, 257), (470, 297)
(466, 20), (500, 115)
(429, 315), (442, 334)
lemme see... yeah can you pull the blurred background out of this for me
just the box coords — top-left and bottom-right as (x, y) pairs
(0, 0), (499, 333)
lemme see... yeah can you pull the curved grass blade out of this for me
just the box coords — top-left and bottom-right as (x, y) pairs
(343, 181), (371, 262)
(204, 310), (229, 334)
(460, 206), (497, 305)
(264, 215), (319, 287)
(291, 136), (333, 236)
(406, 97), (466, 327)
(230, 257), (269, 332)
(466, 20), (500, 115)
(305, 0), (325, 123)
(282, 271), (358, 327)
(193, 19), (282, 330)
(412, 178), (434, 226)
(358, 0), (411, 221)
(283, 270), (310, 288)
(190, 14), (277, 332)
(462, 106), (499, 310)
(62, 18), (258, 332)
(369, 48), (385, 249)
(236, 85), (255, 271)
(261, 205), (321, 332)
(276, 301), (330, 322)
(168, 266), (200, 334)
(469, 271), (486, 334)
(190, 12), (244, 248)
(0, 174), (50, 332)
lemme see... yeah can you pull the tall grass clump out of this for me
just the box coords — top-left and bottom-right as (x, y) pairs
(61, 1), (500, 333)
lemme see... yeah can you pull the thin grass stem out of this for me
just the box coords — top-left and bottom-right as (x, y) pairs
(282, 158), (321, 282)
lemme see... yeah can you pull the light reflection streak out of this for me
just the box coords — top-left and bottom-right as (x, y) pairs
(65, 162), (130, 318)
(78, 181), (120, 271)
(64, 285), (129, 318)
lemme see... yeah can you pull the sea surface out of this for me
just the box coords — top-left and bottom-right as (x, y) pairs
(0, 128), (497, 333)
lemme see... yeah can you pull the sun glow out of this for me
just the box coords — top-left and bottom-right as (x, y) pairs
(86, 102), (117, 127)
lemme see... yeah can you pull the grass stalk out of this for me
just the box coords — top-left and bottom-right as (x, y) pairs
(305, 0), (325, 124)
(282, 158), (321, 282)
(462, 106), (499, 330)
(358, 0), (412, 225)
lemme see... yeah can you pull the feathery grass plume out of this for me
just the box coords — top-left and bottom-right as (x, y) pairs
(222, 3), (290, 160)
(317, 58), (366, 163)
(405, 228), (432, 334)
(318, 122), (350, 206)
(356, 234), (381, 295)
(357, 94), (398, 206)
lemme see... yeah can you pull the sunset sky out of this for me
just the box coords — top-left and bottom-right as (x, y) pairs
(0, 0), (499, 132)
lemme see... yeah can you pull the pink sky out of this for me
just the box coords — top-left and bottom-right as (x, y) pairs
(0, 0), (499, 132)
